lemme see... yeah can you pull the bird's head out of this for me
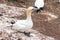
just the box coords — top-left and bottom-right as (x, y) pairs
(26, 7), (37, 16)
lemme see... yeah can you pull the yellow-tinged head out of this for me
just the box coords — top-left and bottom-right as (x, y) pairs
(26, 7), (36, 16)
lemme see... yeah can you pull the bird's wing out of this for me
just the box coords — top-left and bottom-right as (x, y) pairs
(35, 0), (44, 9)
(12, 19), (33, 30)
(12, 20), (28, 30)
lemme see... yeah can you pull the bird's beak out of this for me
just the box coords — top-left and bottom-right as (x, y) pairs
(32, 7), (38, 11)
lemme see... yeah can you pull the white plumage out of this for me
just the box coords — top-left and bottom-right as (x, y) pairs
(12, 19), (33, 31)
(12, 7), (35, 31)
(35, 0), (44, 9)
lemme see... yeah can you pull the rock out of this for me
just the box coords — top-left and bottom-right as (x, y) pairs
(40, 11), (58, 22)
(0, 3), (26, 18)
(0, 28), (55, 40)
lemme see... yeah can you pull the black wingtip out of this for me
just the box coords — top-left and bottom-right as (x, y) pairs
(40, 7), (44, 10)
(11, 21), (15, 24)
(0, 14), (3, 16)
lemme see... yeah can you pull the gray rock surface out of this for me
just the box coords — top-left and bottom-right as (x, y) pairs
(0, 3), (55, 40)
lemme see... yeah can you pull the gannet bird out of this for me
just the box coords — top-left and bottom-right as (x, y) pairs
(11, 7), (36, 37)
(34, 0), (44, 13)
(58, 0), (60, 3)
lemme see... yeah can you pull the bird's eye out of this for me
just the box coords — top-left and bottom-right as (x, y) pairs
(32, 9), (35, 11)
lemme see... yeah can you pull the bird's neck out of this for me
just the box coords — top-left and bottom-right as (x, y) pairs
(26, 11), (32, 21)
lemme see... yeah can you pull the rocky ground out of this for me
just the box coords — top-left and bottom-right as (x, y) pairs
(0, 0), (60, 40)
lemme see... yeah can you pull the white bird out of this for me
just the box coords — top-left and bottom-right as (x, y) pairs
(11, 7), (36, 37)
(34, 0), (44, 13)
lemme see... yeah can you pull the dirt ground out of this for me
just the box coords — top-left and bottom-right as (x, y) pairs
(0, 0), (60, 40)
